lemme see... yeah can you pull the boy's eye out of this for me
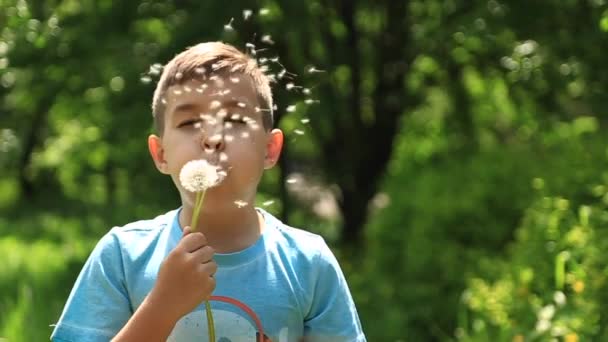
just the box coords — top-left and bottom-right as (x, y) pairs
(178, 119), (200, 128)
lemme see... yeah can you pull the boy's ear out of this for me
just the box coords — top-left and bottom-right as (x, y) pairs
(264, 129), (283, 169)
(148, 134), (170, 174)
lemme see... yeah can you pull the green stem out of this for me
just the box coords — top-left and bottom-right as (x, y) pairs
(189, 190), (215, 341)
(190, 190), (205, 231)
(205, 300), (215, 342)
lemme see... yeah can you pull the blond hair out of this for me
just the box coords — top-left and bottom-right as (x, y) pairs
(152, 42), (273, 134)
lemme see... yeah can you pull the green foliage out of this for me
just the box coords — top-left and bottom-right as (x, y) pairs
(2, 0), (608, 341)
(457, 183), (608, 341)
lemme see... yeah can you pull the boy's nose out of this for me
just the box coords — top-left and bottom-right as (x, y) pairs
(201, 127), (225, 151)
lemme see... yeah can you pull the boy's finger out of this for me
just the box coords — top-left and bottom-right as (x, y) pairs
(180, 232), (208, 252)
(182, 226), (192, 238)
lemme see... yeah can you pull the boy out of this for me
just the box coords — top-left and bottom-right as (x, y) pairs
(50, 42), (366, 342)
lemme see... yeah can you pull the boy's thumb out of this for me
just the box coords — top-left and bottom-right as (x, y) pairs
(182, 226), (192, 238)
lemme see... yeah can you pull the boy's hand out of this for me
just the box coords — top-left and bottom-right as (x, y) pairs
(149, 226), (217, 320)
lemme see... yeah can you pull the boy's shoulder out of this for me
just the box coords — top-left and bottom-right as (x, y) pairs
(261, 209), (333, 262)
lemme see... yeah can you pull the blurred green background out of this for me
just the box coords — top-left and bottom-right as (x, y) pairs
(2, 0), (608, 341)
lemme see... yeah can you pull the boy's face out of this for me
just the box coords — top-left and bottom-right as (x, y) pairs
(148, 73), (283, 209)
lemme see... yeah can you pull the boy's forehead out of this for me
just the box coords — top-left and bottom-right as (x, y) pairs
(164, 74), (259, 113)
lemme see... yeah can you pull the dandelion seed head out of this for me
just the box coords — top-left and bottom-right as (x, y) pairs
(179, 159), (221, 192)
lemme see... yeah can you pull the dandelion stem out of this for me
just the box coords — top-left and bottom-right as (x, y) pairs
(205, 300), (215, 342)
(188, 189), (215, 341)
(190, 190), (205, 231)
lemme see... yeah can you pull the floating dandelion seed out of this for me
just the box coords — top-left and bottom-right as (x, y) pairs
(230, 114), (241, 121)
(195, 67), (206, 75)
(219, 152), (228, 162)
(260, 65), (269, 73)
(294, 129), (305, 135)
(217, 109), (228, 119)
(259, 8), (270, 16)
(230, 77), (240, 83)
(304, 99), (319, 105)
(225, 135), (234, 142)
(194, 122), (202, 129)
(286, 83), (295, 90)
(307, 66), (325, 73)
(210, 100), (221, 109)
(173, 89), (183, 95)
(259, 57), (268, 64)
(243, 9), (253, 20)
(241, 132), (250, 139)
(234, 200), (248, 208)
(196, 87), (204, 93)
(277, 69), (287, 79)
(237, 102), (247, 108)
(303, 88), (311, 95)
(161, 98), (167, 105)
(286, 105), (296, 112)
(272, 104), (278, 111)
(140, 76), (152, 84)
(262, 200), (275, 206)
(184, 86), (192, 92)
(301, 118), (310, 124)
(286, 178), (298, 184)
(270, 57), (280, 63)
(224, 17), (234, 31)
(220, 89), (231, 96)
(179, 159), (221, 192)
(224, 122), (233, 129)
(149, 63), (163, 76)
(261, 35), (275, 45)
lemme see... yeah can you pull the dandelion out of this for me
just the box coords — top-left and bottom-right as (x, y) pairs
(178, 159), (222, 342)
(179, 159), (220, 194)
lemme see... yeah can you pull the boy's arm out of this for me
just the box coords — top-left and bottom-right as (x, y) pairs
(51, 227), (216, 342)
(50, 230), (133, 342)
(304, 239), (366, 342)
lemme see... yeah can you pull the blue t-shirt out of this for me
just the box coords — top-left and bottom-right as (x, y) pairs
(50, 208), (366, 342)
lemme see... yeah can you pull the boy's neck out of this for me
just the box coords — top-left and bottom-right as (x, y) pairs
(178, 204), (264, 254)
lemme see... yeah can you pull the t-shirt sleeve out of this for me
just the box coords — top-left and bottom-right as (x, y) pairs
(50, 228), (132, 341)
(304, 238), (366, 342)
